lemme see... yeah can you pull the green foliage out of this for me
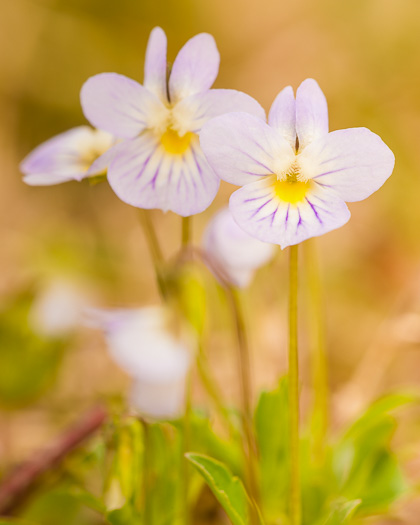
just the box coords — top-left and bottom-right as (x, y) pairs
(186, 453), (249, 525)
(254, 377), (289, 520)
(315, 499), (361, 525)
(0, 293), (68, 407)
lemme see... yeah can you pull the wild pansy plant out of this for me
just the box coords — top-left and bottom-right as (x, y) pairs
(16, 23), (411, 525)
(201, 78), (395, 525)
(80, 27), (265, 216)
(21, 126), (114, 185)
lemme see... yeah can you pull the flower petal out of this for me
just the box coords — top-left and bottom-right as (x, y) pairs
(299, 127), (395, 202)
(203, 206), (275, 287)
(200, 112), (295, 186)
(229, 176), (351, 249)
(108, 133), (220, 216)
(21, 126), (113, 185)
(169, 33), (219, 103)
(268, 86), (296, 149)
(81, 73), (165, 138)
(172, 89), (265, 135)
(296, 78), (328, 151)
(143, 26), (168, 104)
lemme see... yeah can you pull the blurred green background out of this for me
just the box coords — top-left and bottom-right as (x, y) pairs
(2, 0), (420, 522)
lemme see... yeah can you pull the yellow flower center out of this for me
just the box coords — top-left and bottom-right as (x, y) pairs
(160, 128), (194, 155)
(274, 179), (312, 204)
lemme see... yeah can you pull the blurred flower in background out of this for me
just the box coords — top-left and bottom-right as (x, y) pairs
(88, 307), (192, 419)
(203, 206), (276, 288)
(29, 278), (92, 337)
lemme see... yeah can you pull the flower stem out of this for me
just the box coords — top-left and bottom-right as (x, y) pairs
(229, 288), (260, 523)
(138, 210), (166, 297)
(196, 344), (237, 437)
(182, 216), (192, 247)
(141, 418), (152, 524)
(182, 371), (192, 525)
(304, 239), (328, 461)
(288, 244), (301, 525)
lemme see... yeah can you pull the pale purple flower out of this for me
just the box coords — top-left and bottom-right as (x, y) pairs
(200, 79), (395, 248)
(80, 27), (265, 216)
(203, 206), (276, 288)
(21, 126), (115, 186)
(88, 307), (191, 420)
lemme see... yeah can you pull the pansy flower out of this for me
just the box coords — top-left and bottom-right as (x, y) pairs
(203, 206), (276, 288)
(88, 307), (192, 420)
(21, 126), (114, 186)
(80, 27), (265, 216)
(200, 79), (395, 248)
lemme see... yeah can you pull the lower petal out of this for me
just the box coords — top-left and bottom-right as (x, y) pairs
(108, 133), (220, 216)
(229, 177), (351, 249)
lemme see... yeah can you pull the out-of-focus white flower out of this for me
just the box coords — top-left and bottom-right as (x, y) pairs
(29, 279), (90, 337)
(203, 206), (276, 288)
(88, 307), (192, 420)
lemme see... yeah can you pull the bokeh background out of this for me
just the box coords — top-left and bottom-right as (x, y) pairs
(2, 0), (420, 523)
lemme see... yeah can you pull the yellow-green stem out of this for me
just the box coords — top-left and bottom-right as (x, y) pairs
(230, 288), (260, 523)
(182, 216), (192, 247)
(138, 210), (166, 297)
(289, 245), (301, 525)
(141, 419), (152, 524)
(196, 346), (237, 437)
(183, 371), (192, 525)
(304, 239), (328, 461)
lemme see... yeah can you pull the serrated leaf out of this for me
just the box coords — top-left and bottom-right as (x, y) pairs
(186, 453), (249, 525)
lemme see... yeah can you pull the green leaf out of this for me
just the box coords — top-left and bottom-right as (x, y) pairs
(318, 499), (361, 525)
(254, 377), (289, 518)
(186, 453), (249, 525)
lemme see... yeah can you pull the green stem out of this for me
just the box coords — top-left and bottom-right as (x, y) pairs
(304, 239), (328, 461)
(288, 245), (301, 525)
(141, 419), (152, 524)
(182, 372), (192, 525)
(182, 216), (192, 247)
(196, 345), (237, 437)
(229, 288), (259, 523)
(138, 210), (166, 297)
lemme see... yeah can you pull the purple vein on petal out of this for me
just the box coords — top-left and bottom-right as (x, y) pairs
(243, 192), (272, 203)
(312, 167), (349, 179)
(229, 145), (273, 174)
(306, 198), (323, 224)
(249, 198), (272, 218)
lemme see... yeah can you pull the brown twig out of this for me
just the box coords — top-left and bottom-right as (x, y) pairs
(0, 404), (107, 515)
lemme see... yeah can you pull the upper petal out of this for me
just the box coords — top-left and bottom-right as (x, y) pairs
(108, 133), (220, 216)
(200, 112), (295, 186)
(229, 176), (351, 249)
(268, 86), (296, 149)
(143, 27), (168, 104)
(169, 33), (219, 104)
(172, 88), (265, 135)
(296, 78), (328, 151)
(299, 127), (395, 202)
(81, 73), (166, 139)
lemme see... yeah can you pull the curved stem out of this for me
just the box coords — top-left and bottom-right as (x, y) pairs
(228, 288), (260, 523)
(304, 239), (328, 461)
(138, 210), (166, 297)
(289, 245), (301, 525)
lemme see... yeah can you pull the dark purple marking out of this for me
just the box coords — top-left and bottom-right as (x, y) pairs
(243, 192), (272, 203)
(249, 198), (272, 218)
(306, 198), (323, 224)
(312, 167), (349, 179)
